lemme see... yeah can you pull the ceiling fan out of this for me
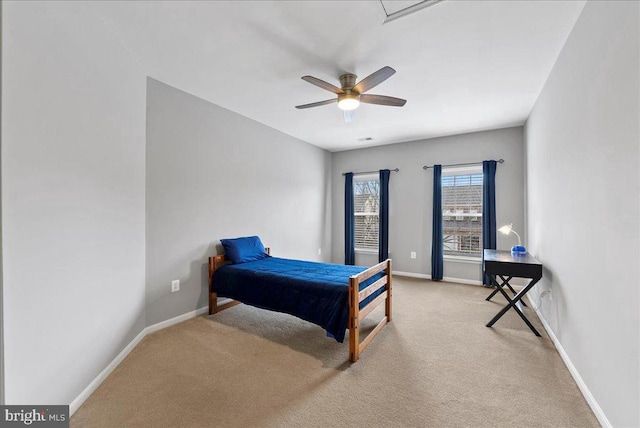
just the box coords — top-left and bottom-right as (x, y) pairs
(295, 66), (406, 123)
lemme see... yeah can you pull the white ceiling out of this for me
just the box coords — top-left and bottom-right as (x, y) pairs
(380, 0), (433, 16)
(89, 1), (585, 152)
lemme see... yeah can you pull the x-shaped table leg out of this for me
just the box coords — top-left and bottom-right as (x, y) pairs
(486, 275), (511, 301)
(486, 275), (541, 336)
(486, 275), (527, 306)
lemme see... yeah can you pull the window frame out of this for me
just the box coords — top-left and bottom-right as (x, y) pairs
(441, 165), (483, 261)
(353, 173), (380, 253)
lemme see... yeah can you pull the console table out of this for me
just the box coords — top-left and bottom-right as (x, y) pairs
(483, 249), (543, 336)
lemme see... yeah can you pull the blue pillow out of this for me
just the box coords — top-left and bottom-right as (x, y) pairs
(220, 236), (269, 264)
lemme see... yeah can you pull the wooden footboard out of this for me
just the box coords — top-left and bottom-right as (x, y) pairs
(207, 249), (392, 363)
(348, 259), (392, 363)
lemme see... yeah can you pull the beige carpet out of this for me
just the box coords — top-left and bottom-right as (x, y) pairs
(72, 277), (598, 427)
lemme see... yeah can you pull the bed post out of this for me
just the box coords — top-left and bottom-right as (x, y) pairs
(385, 259), (392, 322)
(208, 257), (218, 315)
(348, 275), (360, 363)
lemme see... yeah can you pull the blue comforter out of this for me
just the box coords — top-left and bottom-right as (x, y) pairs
(211, 257), (385, 343)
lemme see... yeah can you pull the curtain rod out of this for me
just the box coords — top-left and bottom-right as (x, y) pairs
(342, 168), (399, 177)
(422, 159), (504, 170)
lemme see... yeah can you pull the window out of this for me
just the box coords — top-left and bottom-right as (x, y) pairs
(354, 175), (380, 251)
(442, 167), (483, 258)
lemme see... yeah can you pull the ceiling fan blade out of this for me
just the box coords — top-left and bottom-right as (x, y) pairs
(301, 76), (344, 94)
(295, 99), (337, 109)
(343, 110), (355, 123)
(360, 94), (406, 107)
(353, 66), (396, 94)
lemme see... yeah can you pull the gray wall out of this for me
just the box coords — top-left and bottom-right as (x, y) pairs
(524, 1), (639, 426)
(331, 127), (525, 282)
(1, 1), (147, 404)
(145, 78), (332, 326)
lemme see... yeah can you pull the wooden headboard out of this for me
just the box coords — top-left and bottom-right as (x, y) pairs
(208, 247), (271, 285)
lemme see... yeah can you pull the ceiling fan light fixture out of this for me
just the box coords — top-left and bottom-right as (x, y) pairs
(337, 94), (360, 111)
(296, 66), (405, 122)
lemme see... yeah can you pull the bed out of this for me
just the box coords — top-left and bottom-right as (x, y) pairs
(207, 237), (392, 363)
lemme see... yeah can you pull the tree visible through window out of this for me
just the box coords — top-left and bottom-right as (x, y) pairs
(442, 171), (483, 257)
(354, 176), (380, 250)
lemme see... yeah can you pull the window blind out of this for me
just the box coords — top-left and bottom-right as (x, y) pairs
(353, 176), (380, 250)
(442, 172), (483, 257)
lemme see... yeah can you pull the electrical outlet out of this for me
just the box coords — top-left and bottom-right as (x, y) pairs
(410, 251), (417, 259)
(171, 280), (180, 293)
(318, 248), (322, 255)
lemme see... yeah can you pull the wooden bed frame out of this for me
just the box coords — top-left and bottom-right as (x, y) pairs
(207, 248), (392, 363)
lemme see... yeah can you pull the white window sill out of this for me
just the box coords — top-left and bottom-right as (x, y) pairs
(355, 248), (392, 255)
(355, 248), (377, 254)
(444, 255), (482, 264)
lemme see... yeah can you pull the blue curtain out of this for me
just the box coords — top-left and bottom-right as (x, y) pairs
(379, 169), (390, 262)
(482, 160), (497, 285)
(431, 165), (443, 281)
(344, 172), (355, 265)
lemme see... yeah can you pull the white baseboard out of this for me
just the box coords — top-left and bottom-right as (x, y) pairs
(69, 328), (147, 415)
(527, 298), (611, 427)
(393, 270), (430, 279)
(70, 306), (209, 416)
(443, 276), (482, 286)
(394, 270), (482, 286)
(217, 297), (234, 307)
(145, 306), (209, 335)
